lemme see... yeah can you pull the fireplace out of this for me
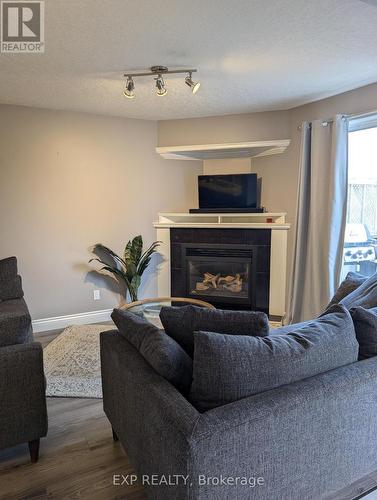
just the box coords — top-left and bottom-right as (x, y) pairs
(182, 244), (257, 308)
(155, 214), (290, 317)
(169, 228), (271, 312)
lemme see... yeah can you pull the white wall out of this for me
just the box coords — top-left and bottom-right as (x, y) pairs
(0, 104), (201, 320)
(203, 158), (252, 175)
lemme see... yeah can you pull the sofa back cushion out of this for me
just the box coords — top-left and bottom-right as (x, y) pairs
(340, 272), (377, 310)
(111, 308), (193, 393)
(160, 305), (269, 357)
(325, 271), (367, 310)
(350, 306), (377, 360)
(0, 257), (24, 301)
(190, 304), (358, 411)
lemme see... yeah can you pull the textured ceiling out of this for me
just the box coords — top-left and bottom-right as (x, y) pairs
(0, 0), (377, 120)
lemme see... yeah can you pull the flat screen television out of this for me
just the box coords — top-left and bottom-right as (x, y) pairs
(198, 173), (258, 209)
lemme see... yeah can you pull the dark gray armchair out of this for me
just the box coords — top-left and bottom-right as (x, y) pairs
(0, 257), (47, 462)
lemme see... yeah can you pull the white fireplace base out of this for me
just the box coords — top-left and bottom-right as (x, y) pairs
(153, 213), (290, 319)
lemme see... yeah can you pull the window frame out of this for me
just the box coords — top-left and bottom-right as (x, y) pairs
(348, 113), (377, 133)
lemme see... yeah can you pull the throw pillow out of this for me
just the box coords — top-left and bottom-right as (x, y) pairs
(325, 271), (367, 310)
(350, 306), (377, 360)
(111, 308), (193, 393)
(160, 305), (269, 357)
(190, 304), (358, 411)
(340, 272), (377, 310)
(0, 257), (24, 301)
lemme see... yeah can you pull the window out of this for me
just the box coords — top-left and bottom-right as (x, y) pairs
(341, 115), (377, 280)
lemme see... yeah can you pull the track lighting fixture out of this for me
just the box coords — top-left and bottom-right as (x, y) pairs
(123, 76), (135, 99)
(123, 66), (200, 99)
(155, 74), (167, 97)
(185, 72), (200, 94)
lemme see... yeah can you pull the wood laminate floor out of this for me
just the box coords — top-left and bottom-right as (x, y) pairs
(0, 326), (377, 500)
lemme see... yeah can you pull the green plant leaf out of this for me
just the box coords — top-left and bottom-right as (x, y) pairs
(124, 236), (143, 267)
(92, 243), (127, 269)
(124, 240), (132, 262)
(132, 235), (143, 264)
(131, 274), (141, 292)
(125, 262), (137, 282)
(89, 238), (160, 304)
(137, 241), (161, 276)
(89, 257), (112, 267)
(100, 266), (133, 290)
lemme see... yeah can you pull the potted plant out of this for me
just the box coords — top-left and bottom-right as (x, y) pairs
(89, 236), (160, 302)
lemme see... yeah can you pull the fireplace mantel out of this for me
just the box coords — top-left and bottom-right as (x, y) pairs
(154, 212), (290, 229)
(153, 212), (290, 319)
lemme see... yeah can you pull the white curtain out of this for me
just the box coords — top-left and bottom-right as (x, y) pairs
(287, 115), (349, 324)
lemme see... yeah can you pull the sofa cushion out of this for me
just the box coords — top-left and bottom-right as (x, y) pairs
(111, 308), (193, 393)
(270, 320), (310, 335)
(325, 271), (367, 310)
(350, 306), (377, 360)
(0, 257), (24, 301)
(0, 298), (33, 347)
(340, 272), (377, 310)
(189, 304), (358, 411)
(160, 305), (269, 357)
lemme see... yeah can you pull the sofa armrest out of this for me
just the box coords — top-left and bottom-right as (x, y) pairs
(100, 330), (200, 500)
(0, 342), (48, 450)
(0, 298), (33, 347)
(100, 330), (199, 439)
(188, 357), (377, 500)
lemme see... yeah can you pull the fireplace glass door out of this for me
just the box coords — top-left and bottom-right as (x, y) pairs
(183, 245), (256, 307)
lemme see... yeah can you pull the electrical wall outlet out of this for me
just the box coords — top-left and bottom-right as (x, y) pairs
(93, 289), (101, 301)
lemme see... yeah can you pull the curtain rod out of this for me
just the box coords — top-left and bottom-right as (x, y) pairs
(297, 119), (342, 131)
(347, 108), (377, 120)
(297, 108), (377, 131)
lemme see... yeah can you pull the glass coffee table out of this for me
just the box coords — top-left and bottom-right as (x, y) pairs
(122, 296), (214, 328)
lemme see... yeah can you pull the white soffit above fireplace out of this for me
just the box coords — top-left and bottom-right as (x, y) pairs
(155, 140), (290, 161)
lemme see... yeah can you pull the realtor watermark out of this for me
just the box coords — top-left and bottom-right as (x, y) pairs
(113, 474), (265, 488)
(1, 1), (44, 53)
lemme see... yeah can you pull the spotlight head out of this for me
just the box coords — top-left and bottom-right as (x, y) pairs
(185, 73), (200, 94)
(123, 76), (135, 99)
(155, 74), (167, 96)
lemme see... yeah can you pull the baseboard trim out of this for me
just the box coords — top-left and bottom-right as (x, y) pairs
(32, 309), (113, 333)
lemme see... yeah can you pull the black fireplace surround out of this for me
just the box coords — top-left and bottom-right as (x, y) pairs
(170, 228), (271, 313)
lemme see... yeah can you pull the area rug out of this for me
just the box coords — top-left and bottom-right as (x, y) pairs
(43, 324), (115, 399)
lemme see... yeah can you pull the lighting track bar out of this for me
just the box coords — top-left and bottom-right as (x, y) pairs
(124, 66), (197, 78)
(122, 66), (200, 98)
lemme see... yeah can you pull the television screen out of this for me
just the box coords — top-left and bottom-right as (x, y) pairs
(198, 173), (257, 209)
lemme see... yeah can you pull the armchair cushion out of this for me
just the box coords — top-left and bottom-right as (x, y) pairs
(0, 298), (33, 347)
(0, 257), (24, 301)
(160, 305), (269, 357)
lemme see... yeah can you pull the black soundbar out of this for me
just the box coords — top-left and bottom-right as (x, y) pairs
(189, 207), (265, 214)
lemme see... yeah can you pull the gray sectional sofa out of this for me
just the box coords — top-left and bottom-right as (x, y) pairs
(0, 257), (47, 462)
(100, 273), (377, 499)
